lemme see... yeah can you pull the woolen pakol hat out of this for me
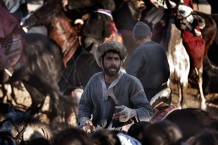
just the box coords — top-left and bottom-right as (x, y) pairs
(133, 21), (151, 40)
(95, 41), (128, 67)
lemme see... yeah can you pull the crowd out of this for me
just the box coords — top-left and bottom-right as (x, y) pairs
(2, 119), (218, 145)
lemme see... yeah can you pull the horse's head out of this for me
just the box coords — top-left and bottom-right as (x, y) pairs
(125, 0), (146, 20)
(156, 0), (205, 31)
(66, 0), (94, 11)
(128, 0), (146, 11)
(20, 0), (62, 30)
(173, 4), (195, 30)
(66, 0), (115, 12)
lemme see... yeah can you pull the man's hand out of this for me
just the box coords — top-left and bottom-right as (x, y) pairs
(81, 120), (96, 134)
(112, 105), (136, 122)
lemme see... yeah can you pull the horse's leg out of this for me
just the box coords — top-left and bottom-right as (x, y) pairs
(177, 83), (182, 109)
(174, 40), (190, 109)
(23, 82), (46, 114)
(195, 65), (207, 110)
(181, 83), (188, 108)
(0, 82), (7, 102)
(8, 83), (29, 110)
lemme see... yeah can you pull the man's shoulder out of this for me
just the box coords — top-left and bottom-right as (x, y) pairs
(145, 41), (162, 47)
(122, 73), (141, 83)
(143, 41), (165, 51)
(88, 72), (102, 82)
(121, 73), (144, 89)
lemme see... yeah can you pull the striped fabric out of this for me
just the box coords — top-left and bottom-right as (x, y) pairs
(1, 32), (22, 69)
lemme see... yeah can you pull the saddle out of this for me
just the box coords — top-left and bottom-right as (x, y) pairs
(149, 104), (176, 123)
(149, 87), (176, 123)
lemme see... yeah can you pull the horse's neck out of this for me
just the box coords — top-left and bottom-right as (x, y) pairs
(143, 7), (164, 26)
(127, 2), (142, 20)
(49, 12), (79, 53)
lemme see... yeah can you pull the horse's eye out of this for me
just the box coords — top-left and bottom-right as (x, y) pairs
(179, 10), (185, 14)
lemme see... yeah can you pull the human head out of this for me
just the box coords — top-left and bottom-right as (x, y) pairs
(91, 129), (121, 145)
(127, 121), (150, 142)
(187, 130), (218, 145)
(25, 138), (51, 145)
(142, 120), (185, 145)
(95, 41), (128, 68)
(133, 21), (151, 41)
(53, 127), (93, 145)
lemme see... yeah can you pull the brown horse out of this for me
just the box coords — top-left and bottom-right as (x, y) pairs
(21, 0), (80, 67)
(164, 108), (218, 141)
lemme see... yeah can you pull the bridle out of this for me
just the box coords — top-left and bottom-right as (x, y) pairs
(169, 4), (194, 31)
(0, 112), (31, 144)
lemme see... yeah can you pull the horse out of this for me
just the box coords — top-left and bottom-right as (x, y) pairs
(170, 4), (217, 110)
(21, 0), (80, 67)
(63, 0), (122, 55)
(163, 108), (218, 141)
(58, 45), (102, 122)
(58, 45), (102, 95)
(112, 0), (146, 68)
(0, 104), (53, 145)
(0, 29), (76, 127)
(146, 0), (218, 110)
(149, 98), (218, 141)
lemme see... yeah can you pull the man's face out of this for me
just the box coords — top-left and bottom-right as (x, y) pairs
(102, 52), (122, 77)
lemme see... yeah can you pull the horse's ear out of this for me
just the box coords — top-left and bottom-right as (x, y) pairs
(165, 0), (177, 9)
(86, 42), (94, 52)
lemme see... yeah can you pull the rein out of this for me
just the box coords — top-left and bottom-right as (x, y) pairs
(63, 48), (84, 89)
(0, 117), (28, 144)
(72, 52), (83, 89)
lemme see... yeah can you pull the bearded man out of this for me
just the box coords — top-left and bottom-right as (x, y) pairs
(78, 41), (153, 132)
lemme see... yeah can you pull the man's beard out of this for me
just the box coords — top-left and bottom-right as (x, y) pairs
(103, 65), (120, 77)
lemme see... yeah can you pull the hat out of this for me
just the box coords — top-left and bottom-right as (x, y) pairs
(95, 41), (128, 67)
(133, 21), (151, 40)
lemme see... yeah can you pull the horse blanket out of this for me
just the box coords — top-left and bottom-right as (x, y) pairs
(182, 26), (205, 69)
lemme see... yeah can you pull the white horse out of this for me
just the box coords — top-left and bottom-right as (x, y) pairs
(160, 18), (191, 109)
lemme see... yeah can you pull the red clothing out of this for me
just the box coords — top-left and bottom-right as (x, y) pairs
(172, 0), (193, 8)
(182, 0), (193, 8)
(0, 0), (19, 39)
(182, 26), (205, 69)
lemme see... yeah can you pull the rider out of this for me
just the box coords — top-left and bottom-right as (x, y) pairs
(150, 0), (206, 69)
(78, 41), (153, 132)
(0, 0), (23, 82)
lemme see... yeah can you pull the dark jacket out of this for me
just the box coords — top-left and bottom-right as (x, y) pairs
(126, 41), (170, 100)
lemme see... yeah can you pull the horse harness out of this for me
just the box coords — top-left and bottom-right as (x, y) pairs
(0, 114), (31, 144)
